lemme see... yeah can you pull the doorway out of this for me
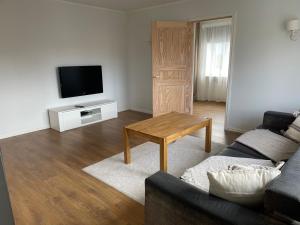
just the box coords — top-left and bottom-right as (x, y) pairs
(192, 17), (233, 138)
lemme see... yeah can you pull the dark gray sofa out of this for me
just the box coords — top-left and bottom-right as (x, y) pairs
(0, 150), (15, 225)
(145, 111), (299, 225)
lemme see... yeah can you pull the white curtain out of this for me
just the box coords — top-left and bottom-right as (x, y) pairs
(194, 18), (232, 102)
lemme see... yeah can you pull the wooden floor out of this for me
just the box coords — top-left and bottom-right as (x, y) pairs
(193, 101), (237, 144)
(0, 109), (240, 225)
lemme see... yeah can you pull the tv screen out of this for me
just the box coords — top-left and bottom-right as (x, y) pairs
(58, 66), (103, 98)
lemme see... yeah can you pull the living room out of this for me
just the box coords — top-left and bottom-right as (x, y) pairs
(0, 0), (300, 225)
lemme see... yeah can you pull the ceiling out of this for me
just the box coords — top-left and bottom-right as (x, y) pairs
(62, 0), (182, 11)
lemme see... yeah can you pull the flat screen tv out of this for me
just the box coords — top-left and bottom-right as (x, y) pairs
(58, 66), (103, 98)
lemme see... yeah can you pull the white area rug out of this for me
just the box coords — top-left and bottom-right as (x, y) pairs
(83, 135), (225, 205)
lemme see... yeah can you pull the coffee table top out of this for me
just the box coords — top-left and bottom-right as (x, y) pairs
(125, 112), (211, 141)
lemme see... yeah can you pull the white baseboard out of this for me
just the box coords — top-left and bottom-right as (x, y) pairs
(225, 127), (247, 134)
(0, 125), (50, 140)
(0, 113), (246, 140)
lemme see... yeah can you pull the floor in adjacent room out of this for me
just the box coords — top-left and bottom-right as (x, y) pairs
(193, 101), (234, 144)
(0, 109), (240, 225)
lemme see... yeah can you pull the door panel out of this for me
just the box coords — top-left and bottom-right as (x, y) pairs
(152, 21), (193, 117)
(157, 85), (185, 115)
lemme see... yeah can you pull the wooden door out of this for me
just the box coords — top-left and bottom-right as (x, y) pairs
(152, 21), (193, 117)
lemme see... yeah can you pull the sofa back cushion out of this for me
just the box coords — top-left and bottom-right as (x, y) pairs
(284, 116), (300, 143)
(262, 111), (295, 133)
(265, 149), (300, 221)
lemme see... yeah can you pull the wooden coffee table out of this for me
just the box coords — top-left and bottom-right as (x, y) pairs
(123, 112), (212, 172)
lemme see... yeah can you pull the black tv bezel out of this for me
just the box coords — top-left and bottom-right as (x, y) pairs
(58, 65), (103, 98)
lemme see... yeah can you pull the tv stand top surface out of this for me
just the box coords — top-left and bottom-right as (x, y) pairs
(49, 99), (116, 113)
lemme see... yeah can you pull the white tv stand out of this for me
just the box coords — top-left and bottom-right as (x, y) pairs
(49, 100), (118, 132)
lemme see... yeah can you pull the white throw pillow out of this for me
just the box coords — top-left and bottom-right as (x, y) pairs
(285, 116), (300, 143)
(207, 165), (281, 206)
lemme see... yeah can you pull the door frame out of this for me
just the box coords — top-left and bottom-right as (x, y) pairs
(190, 13), (238, 131)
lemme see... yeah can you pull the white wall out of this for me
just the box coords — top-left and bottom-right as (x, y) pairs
(0, 0), (129, 138)
(128, 0), (300, 131)
(1, 0), (300, 138)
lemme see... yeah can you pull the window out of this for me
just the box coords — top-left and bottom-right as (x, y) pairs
(200, 19), (232, 78)
(204, 42), (230, 77)
(193, 18), (233, 102)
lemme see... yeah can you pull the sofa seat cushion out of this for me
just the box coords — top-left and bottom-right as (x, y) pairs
(265, 149), (300, 221)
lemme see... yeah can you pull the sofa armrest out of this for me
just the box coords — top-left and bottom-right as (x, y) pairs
(265, 149), (300, 222)
(145, 172), (285, 225)
(262, 111), (295, 132)
(0, 150), (15, 225)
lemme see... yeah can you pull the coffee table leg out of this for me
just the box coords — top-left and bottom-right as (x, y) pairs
(160, 140), (168, 172)
(205, 119), (212, 153)
(124, 128), (131, 164)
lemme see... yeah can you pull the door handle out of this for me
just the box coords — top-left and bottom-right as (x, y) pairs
(152, 74), (160, 78)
